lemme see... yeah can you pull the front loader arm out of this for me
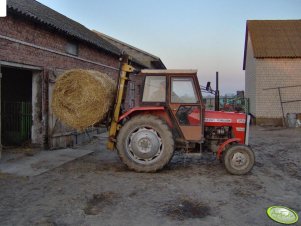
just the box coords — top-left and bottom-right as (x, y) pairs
(107, 56), (135, 150)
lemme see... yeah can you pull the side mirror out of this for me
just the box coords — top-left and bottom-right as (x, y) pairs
(206, 82), (211, 91)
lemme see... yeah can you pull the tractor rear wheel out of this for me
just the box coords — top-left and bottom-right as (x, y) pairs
(116, 115), (174, 172)
(223, 144), (255, 175)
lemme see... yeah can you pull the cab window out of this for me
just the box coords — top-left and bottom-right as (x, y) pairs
(171, 77), (198, 103)
(142, 76), (166, 102)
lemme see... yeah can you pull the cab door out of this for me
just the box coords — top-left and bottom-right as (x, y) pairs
(169, 76), (203, 141)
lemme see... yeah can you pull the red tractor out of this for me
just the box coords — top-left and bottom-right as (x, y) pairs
(107, 56), (254, 175)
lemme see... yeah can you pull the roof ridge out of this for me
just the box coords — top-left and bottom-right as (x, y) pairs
(248, 19), (301, 21)
(93, 30), (160, 60)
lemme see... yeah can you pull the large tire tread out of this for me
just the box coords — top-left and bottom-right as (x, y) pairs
(223, 144), (255, 175)
(116, 114), (174, 173)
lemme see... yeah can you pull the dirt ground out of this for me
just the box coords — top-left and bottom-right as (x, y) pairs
(0, 126), (300, 226)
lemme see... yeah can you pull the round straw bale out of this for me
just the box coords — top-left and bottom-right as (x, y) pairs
(51, 69), (116, 130)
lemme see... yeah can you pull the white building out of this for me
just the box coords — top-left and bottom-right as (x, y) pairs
(243, 20), (301, 125)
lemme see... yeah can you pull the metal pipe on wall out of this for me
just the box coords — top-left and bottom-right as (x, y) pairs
(0, 34), (119, 71)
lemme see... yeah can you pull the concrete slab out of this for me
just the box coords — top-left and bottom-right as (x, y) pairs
(0, 148), (94, 177)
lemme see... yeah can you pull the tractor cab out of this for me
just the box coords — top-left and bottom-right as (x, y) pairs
(139, 70), (204, 142)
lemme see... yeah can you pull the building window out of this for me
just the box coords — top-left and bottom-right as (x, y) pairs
(66, 42), (78, 56)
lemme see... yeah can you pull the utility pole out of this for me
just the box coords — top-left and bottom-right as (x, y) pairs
(215, 71), (220, 111)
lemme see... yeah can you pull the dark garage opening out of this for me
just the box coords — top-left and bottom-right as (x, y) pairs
(1, 67), (32, 146)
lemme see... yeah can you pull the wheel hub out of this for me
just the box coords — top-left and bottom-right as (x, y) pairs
(231, 152), (248, 168)
(128, 128), (162, 161)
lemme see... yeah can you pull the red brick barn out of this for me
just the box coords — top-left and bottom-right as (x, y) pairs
(0, 0), (165, 151)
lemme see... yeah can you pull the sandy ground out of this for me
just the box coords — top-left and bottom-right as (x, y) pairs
(0, 126), (300, 226)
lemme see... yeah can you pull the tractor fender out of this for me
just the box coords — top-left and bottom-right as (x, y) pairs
(118, 107), (173, 129)
(118, 107), (165, 122)
(216, 138), (241, 159)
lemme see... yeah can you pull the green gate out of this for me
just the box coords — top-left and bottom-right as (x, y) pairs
(204, 97), (250, 114)
(1, 102), (32, 145)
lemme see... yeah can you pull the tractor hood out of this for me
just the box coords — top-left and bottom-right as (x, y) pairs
(204, 110), (246, 126)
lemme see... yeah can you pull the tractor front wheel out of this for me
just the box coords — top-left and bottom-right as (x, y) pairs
(223, 144), (255, 175)
(116, 115), (174, 172)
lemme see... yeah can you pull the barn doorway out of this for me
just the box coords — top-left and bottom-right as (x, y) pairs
(1, 67), (32, 146)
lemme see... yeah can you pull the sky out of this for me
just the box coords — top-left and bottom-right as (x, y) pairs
(37, 0), (301, 94)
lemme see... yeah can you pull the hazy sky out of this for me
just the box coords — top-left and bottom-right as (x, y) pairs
(37, 0), (300, 94)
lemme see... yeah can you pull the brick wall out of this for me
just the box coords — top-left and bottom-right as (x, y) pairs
(0, 14), (120, 148)
(245, 33), (301, 125)
(256, 58), (301, 118)
(0, 14), (120, 77)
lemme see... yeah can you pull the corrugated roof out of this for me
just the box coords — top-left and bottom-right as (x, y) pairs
(7, 0), (121, 55)
(93, 31), (166, 69)
(243, 20), (301, 69)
